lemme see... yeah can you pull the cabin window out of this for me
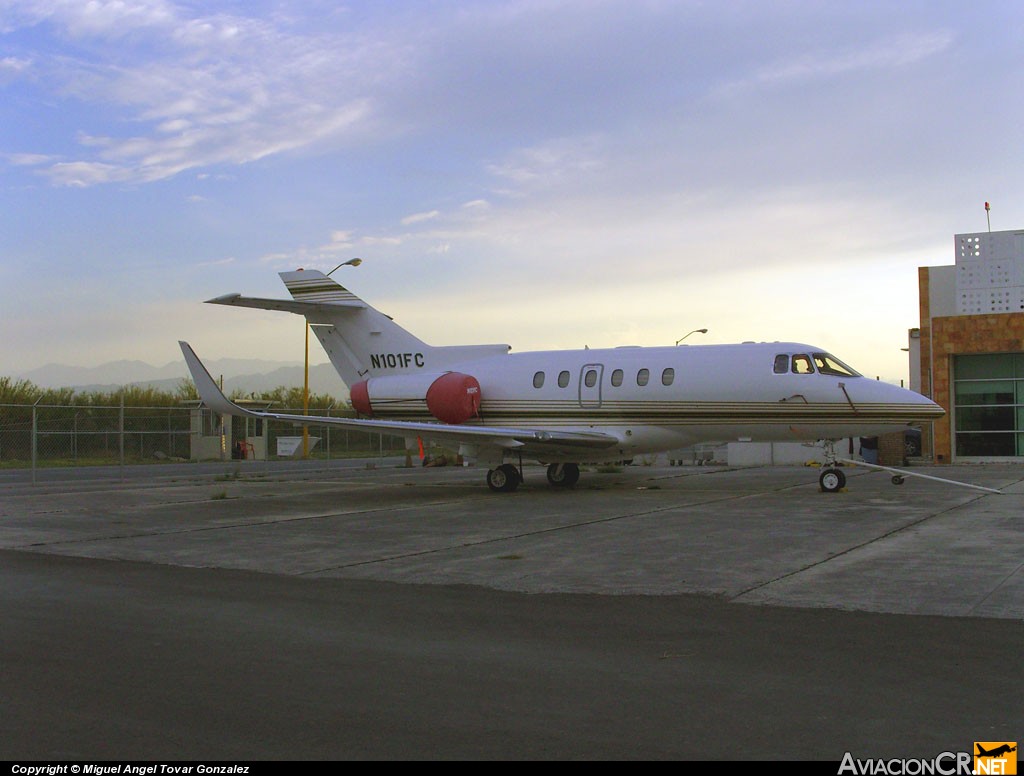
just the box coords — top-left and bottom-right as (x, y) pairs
(813, 353), (860, 377)
(662, 368), (675, 386)
(533, 371), (545, 389)
(792, 354), (814, 374)
(558, 370), (570, 388)
(637, 368), (650, 386)
(773, 354), (789, 374)
(611, 369), (623, 387)
(584, 369), (598, 388)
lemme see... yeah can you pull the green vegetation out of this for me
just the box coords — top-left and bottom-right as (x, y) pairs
(0, 376), (367, 468)
(0, 376), (206, 407)
(1, 375), (347, 409)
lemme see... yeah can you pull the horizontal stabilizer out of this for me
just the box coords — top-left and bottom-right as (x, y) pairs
(206, 293), (364, 314)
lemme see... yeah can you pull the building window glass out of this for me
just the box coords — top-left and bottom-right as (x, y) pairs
(202, 409), (221, 437)
(953, 353), (1024, 457)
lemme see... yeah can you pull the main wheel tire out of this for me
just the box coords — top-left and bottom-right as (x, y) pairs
(487, 464), (521, 492)
(546, 462), (580, 487)
(819, 468), (846, 493)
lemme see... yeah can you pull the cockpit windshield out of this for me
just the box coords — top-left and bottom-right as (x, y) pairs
(792, 354), (814, 374)
(773, 352), (861, 377)
(812, 353), (860, 377)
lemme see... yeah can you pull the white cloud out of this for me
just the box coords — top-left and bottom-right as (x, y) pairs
(5, 152), (53, 166)
(0, 55), (31, 80)
(718, 31), (955, 94)
(401, 210), (439, 225)
(486, 136), (606, 188)
(6, 2), (397, 185)
(45, 160), (131, 186)
(55, 0), (177, 37)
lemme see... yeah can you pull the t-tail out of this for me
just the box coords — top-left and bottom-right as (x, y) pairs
(206, 269), (510, 386)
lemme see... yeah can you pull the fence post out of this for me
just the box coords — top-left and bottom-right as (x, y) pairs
(326, 403), (334, 460)
(31, 397), (41, 485)
(119, 392), (125, 481)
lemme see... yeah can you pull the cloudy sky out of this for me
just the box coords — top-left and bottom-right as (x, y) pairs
(2, 0), (1022, 384)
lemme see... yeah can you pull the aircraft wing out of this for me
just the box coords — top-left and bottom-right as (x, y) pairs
(179, 342), (619, 454)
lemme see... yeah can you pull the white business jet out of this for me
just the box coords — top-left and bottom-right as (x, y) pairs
(180, 269), (944, 493)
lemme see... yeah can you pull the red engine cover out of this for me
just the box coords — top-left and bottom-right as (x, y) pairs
(426, 372), (481, 424)
(350, 380), (372, 416)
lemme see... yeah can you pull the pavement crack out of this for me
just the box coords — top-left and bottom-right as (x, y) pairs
(298, 490), (764, 576)
(13, 497), (472, 550)
(728, 492), (992, 602)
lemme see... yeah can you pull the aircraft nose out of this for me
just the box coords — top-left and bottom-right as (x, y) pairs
(890, 383), (944, 420)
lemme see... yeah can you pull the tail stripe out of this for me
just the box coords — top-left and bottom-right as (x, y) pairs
(283, 276), (361, 303)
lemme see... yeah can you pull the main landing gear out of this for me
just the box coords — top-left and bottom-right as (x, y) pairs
(485, 461), (582, 492)
(486, 463), (521, 493)
(546, 463), (580, 488)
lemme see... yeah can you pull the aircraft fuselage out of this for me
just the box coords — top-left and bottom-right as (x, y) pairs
(352, 341), (940, 462)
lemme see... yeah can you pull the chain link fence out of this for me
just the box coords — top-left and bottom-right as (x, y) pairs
(0, 402), (406, 471)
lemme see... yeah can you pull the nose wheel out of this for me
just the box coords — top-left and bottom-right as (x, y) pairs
(819, 467), (846, 493)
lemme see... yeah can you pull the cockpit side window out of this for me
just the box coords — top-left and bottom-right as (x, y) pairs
(791, 354), (814, 374)
(773, 354), (789, 374)
(813, 353), (861, 377)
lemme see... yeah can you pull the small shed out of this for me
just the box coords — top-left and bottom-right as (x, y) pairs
(182, 399), (275, 461)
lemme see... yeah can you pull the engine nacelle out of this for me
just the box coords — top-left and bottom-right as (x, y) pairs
(350, 380), (372, 417)
(425, 372), (481, 424)
(349, 371), (482, 424)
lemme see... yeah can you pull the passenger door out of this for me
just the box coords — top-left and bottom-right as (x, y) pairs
(578, 364), (604, 408)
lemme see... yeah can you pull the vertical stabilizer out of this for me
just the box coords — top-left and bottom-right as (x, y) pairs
(278, 270), (509, 385)
(206, 269), (509, 387)
(279, 270), (427, 385)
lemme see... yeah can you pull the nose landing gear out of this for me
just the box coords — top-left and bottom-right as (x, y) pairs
(819, 467), (847, 493)
(819, 440), (846, 493)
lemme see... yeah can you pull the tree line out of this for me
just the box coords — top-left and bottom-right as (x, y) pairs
(0, 376), (348, 411)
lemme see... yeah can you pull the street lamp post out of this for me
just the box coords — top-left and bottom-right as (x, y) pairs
(303, 258), (363, 458)
(675, 328), (708, 345)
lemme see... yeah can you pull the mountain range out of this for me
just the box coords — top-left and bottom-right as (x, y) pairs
(12, 358), (350, 399)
